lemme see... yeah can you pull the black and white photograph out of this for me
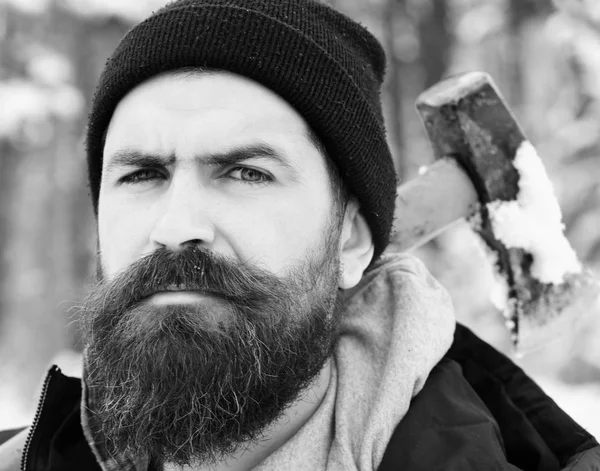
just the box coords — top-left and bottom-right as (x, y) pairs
(0, 0), (599, 469)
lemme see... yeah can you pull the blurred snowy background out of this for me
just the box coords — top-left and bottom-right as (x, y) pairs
(0, 0), (598, 438)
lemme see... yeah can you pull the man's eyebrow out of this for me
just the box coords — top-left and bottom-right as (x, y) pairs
(201, 144), (294, 171)
(104, 151), (176, 174)
(104, 144), (295, 173)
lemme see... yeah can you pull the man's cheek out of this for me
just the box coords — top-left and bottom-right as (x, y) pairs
(246, 222), (317, 274)
(99, 212), (149, 278)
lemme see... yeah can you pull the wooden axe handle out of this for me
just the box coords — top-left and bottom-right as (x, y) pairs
(391, 157), (478, 251)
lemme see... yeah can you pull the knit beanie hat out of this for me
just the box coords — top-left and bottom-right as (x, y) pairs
(86, 0), (398, 261)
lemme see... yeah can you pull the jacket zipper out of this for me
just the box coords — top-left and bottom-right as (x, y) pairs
(20, 365), (60, 471)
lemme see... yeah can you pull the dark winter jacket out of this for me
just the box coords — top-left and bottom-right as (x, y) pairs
(1, 323), (598, 470)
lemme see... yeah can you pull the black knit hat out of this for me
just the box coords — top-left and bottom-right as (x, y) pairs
(86, 0), (397, 261)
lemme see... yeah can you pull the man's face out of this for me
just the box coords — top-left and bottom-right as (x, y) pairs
(82, 71), (347, 466)
(99, 70), (338, 279)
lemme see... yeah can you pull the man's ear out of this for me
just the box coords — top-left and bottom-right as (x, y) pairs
(339, 199), (374, 289)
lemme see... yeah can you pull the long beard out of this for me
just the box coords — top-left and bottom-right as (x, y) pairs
(78, 238), (343, 467)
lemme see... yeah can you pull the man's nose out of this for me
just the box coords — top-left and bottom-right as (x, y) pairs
(149, 178), (216, 251)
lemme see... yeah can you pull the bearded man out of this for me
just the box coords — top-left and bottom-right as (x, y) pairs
(0, 0), (599, 470)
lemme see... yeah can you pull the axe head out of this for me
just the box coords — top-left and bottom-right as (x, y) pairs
(416, 71), (600, 352)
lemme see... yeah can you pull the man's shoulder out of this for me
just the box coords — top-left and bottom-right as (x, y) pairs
(446, 324), (598, 469)
(379, 355), (517, 470)
(0, 367), (100, 471)
(378, 323), (600, 471)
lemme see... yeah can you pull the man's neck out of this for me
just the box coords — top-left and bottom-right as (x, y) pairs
(163, 359), (333, 471)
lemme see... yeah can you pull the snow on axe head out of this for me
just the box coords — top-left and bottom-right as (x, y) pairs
(414, 71), (599, 352)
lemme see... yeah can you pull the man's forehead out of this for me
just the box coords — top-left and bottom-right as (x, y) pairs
(112, 70), (309, 127)
(102, 69), (323, 165)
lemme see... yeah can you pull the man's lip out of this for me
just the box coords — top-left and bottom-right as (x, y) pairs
(146, 290), (221, 305)
(159, 284), (204, 293)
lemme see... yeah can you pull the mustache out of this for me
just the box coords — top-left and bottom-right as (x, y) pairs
(98, 246), (284, 311)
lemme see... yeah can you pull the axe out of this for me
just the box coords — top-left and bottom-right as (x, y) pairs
(391, 71), (600, 352)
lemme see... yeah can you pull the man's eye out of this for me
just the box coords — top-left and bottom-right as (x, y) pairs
(227, 166), (272, 184)
(119, 169), (164, 185)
